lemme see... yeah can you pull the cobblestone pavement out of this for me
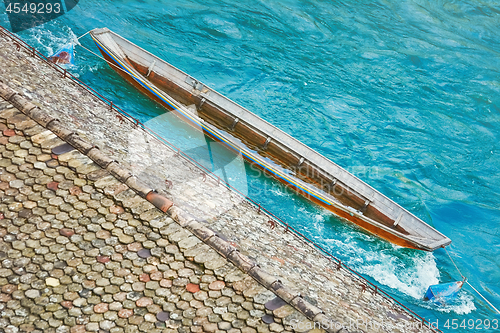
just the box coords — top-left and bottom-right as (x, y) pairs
(0, 29), (433, 333)
(0, 106), (318, 333)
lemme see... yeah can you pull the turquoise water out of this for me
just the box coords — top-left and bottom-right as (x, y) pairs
(2, 0), (500, 331)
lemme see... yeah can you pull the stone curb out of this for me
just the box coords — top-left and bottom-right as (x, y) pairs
(0, 80), (347, 333)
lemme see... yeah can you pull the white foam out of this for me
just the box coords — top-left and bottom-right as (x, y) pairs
(327, 232), (476, 315)
(305, 206), (439, 300)
(419, 292), (476, 315)
(356, 251), (440, 299)
(26, 25), (77, 56)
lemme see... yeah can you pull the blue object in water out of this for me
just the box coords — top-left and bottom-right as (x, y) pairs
(48, 43), (75, 66)
(424, 280), (465, 303)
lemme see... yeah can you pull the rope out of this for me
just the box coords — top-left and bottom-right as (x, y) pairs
(466, 281), (500, 314)
(74, 31), (138, 78)
(444, 247), (500, 314)
(444, 247), (465, 280)
(76, 31), (90, 40)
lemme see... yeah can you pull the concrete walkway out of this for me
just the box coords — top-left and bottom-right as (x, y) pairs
(0, 102), (312, 333)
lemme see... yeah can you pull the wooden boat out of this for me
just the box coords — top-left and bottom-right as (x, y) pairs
(90, 28), (451, 251)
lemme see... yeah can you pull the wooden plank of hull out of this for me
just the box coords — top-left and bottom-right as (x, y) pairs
(258, 168), (421, 249)
(97, 52), (170, 110)
(91, 29), (450, 251)
(308, 194), (421, 250)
